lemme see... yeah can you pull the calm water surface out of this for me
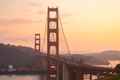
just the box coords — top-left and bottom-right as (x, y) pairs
(0, 60), (120, 80)
(0, 75), (42, 80)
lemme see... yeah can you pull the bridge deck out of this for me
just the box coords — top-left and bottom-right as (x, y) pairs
(0, 55), (113, 75)
(49, 55), (113, 74)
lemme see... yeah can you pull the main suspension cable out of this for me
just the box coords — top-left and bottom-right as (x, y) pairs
(41, 17), (47, 54)
(59, 16), (71, 55)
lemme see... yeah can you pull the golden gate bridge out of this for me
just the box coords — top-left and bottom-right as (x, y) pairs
(0, 7), (114, 80)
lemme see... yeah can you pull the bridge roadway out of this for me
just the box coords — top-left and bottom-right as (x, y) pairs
(49, 56), (113, 80)
(0, 55), (113, 76)
(49, 55), (113, 74)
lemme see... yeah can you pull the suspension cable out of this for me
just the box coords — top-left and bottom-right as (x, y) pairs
(41, 16), (47, 54)
(59, 16), (71, 55)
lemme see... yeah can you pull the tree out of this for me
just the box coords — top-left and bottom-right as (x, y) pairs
(115, 64), (120, 73)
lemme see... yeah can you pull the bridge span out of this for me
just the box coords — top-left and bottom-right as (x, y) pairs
(0, 54), (113, 80)
(0, 7), (115, 80)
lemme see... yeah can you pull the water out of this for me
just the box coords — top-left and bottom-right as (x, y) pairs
(0, 75), (44, 80)
(0, 60), (119, 80)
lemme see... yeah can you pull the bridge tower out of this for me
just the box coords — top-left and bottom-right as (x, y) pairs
(47, 7), (59, 80)
(35, 33), (41, 52)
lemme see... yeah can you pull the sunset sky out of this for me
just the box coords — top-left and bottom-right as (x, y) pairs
(0, 0), (120, 53)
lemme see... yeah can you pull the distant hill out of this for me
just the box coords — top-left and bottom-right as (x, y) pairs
(0, 43), (46, 68)
(0, 43), (110, 68)
(84, 50), (120, 61)
(64, 54), (109, 65)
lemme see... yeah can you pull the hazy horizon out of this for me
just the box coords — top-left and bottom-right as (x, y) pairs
(0, 0), (120, 53)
